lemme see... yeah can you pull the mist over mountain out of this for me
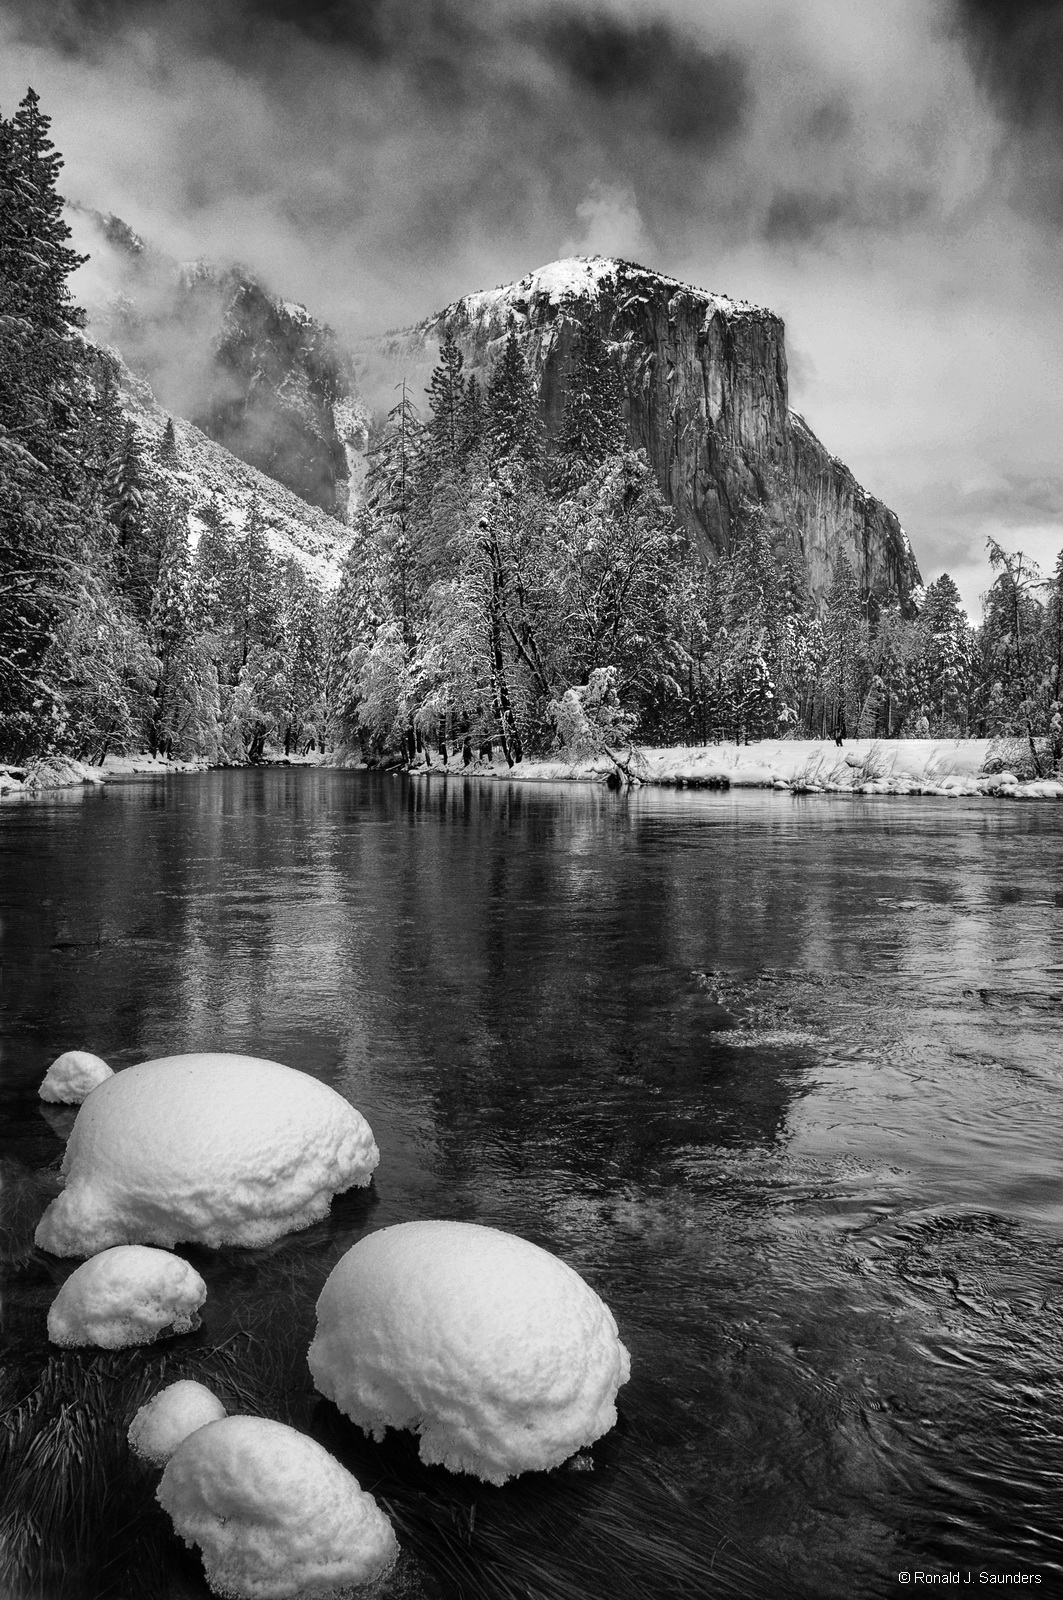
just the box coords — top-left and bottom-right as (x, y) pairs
(68, 204), (369, 520)
(78, 201), (919, 609)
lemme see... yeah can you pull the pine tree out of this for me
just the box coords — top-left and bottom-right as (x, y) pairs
(485, 332), (544, 472)
(232, 498), (280, 671)
(981, 539), (1046, 771)
(158, 417), (178, 465)
(0, 89), (95, 758)
(192, 496), (236, 637)
(822, 554), (864, 740)
(921, 573), (972, 734)
(424, 335), (467, 474)
(554, 322), (626, 492)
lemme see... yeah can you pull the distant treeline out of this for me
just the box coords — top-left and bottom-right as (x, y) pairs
(3, 90), (1062, 772)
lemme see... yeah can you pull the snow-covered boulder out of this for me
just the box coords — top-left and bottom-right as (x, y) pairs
(47, 1245), (206, 1348)
(157, 1416), (397, 1600)
(129, 1381), (227, 1466)
(308, 1220), (631, 1485)
(39, 1049), (113, 1104)
(34, 1052), (379, 1258)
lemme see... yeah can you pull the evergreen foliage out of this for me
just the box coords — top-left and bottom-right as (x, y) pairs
(5, 88), (1063, 776)
(554, 322), (626, 492)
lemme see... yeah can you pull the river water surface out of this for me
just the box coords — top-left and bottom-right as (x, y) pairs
(2, 770), (1063, 1600)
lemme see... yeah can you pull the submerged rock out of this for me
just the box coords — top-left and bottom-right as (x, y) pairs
(47, 1244), (206, 1348)
(39, 1049), (113, 1104)
(34, 1052), (379, 1257)
(129, 1381), (227, 1466)
(157, 1415), (397, 1600)
(308, 1219), (630, 1484)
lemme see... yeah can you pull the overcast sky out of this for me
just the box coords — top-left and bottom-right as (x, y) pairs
(2, 0), (1061, 614)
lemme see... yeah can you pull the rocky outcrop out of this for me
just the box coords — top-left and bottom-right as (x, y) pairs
(384, 257), (920, 608)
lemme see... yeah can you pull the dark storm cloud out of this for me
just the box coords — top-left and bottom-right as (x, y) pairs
(3, 0), (1063, 613)
(953, 0), (1063, 219)
(535, 11), (747, 149)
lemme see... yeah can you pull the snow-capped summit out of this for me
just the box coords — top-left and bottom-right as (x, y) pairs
(397, 255), (764, 357)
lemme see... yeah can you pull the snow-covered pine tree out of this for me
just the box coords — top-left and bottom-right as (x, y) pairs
(192, 496), (236, 638)
(0, 88), (94, 757)
(485, 332), (544, 473)
(981, 539), (1046, 771)
(554, 321), (626, 492)
(278, 560), (327, 755)
(822, 554), (865, 740)
(232, 498), (281, 672)
(157, 417), (178, 465)
(424, 335), (467, 475)
(921, 573), (972, 735)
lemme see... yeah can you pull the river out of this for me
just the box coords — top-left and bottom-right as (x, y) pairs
(2, 769), (1062, 1599)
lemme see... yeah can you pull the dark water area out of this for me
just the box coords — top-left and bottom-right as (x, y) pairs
(2, 769), (1063, 1600)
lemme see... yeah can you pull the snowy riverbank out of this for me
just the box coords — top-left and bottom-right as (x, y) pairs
(0, 753), (208, 798)
(0, 750), (331, 799)
(409, 737), (1063, 800)
(5, 738), (1063, 801)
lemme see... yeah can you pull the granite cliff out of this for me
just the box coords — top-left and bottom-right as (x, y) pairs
(379, 257), (920, 608)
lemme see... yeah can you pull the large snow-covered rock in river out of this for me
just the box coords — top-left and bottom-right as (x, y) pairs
(47, 1245), (206, 1348)
(308, 1220), (630, 1484)
(39, 1049), (113, 1104)
(157, 1415), (397, 1600)
(34, 1053), (379, 1258)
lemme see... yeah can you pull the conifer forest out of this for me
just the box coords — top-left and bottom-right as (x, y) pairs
(3, 91), (1062, 775)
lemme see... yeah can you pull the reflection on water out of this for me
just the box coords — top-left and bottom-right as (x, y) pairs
(2, 771), (1063, 1598)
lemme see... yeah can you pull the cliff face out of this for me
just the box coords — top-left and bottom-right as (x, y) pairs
(68, 208), (368, 521)
(387, 257), (920, 607)
(194, 271), (367, 518)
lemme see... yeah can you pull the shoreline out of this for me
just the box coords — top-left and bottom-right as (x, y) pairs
(4, 738), (1062, 802)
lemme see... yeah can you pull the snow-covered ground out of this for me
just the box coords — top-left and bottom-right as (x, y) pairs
(408, 738), (1063, 800)
(7, 739), (1063, 802)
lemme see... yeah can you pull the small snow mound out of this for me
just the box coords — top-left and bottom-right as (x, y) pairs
(157, 1415), (397, 1600)
(39, 1050), (113, 1104)
(47, 1245), (206, 1348)
(308, 1220), (630, 1485)
(129, 1381), (226, 1466)
(34, 1052), (379, 1258)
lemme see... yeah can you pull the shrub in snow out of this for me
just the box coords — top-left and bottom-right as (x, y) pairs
(34, 1052), (379, 1257)
(47, 1244), (206, 1348)
(308, 1220), (631, 1485)
(39, 1049), (113, 1103)
(157, 1415), (397, 1600)
(129, 1381), (227, 1466)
